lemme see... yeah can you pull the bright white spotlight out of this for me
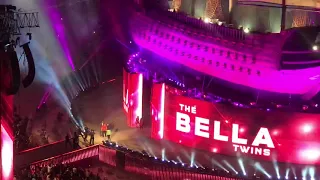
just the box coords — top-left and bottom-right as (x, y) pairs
(285, 168), (290, 180)
(302, 167), (308, 180)
(223, 160), (238, 175)
(244, 27), (250, 34)
(312, 45), (318, 51)
(272, 159), (280, 180)
(309, 166), (316, 180)
(190, 151), (195, 167)
(161, 149), (166, 161)
(212, 159), (229, 172)
(302, 124), (313, 133)
(254, 162), (272, 178)
(301, 149), (320, 161)
(238, 159), (246, 176)
(204, 18), (210, 23)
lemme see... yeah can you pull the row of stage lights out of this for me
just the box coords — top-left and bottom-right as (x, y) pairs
(103, 140), (316, 180)
(102, 141), (246, 179)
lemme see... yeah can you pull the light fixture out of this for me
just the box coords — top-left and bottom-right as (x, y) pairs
(204, 18), (210, 23)
(244, 28), (250, 34)
(312, 45), (318, 51)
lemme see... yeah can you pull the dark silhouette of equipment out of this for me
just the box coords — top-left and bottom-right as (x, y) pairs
(26, 33), (32, 40)
(21, 42), (35, 88)
(6, 51), (20, 95)
(1, 5), (39, 93)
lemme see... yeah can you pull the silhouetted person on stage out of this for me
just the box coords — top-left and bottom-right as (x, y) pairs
(102, 123), (107, 137)
(89, 130), (95, 145)
(84, 127), (89, 142)
(100, 122), (104, 137)
(77, 128), (84, 140)
(73, 132), (79, 149)
(135, 116), (140, 128)
(139, 117), (143, 129)
(65, 134), (71, 148)
(106, 126), (111, 141)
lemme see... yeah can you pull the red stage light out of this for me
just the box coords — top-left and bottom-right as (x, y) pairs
(272, 130), (279, 136)
(212, 148), (218, 153)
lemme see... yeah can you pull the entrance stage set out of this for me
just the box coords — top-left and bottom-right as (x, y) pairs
(123, 64), (320, 179)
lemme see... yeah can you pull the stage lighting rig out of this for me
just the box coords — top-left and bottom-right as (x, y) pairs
(0, 4), (39, 49)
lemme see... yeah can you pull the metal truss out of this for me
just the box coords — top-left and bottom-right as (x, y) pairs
(0, 10), (18, 35)
(16, 12), (40, 31)
(0, 9), (39, 41)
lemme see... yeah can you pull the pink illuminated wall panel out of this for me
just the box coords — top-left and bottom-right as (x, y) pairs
(151, 83), (320, 165)
(1, 124), (13, 180)
(123, 68), (143, 127)
(150, 83), (165, 139)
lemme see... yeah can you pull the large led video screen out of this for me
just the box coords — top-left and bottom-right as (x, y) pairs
(123, 68), (143, 127)
(151, 83), (320, 165)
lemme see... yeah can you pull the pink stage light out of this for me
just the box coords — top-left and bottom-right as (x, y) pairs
(159, 83), (165, 139)
(134, 74), (143, 121)
(1, 124), (13, 180)
(272, 130), (279, 136)
(302, 124), (313, 133)
(212, 148), (218, 153)
(300, 149), (320, 161)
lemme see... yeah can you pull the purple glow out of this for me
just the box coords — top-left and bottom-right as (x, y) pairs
(131, 16), (320, 95)
(44, 2), (75, 70)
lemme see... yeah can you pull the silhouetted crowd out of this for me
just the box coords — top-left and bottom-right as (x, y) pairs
(65, 126), (96, 149)
(15, 164), (101, 180)
(14, 107), (35, 152)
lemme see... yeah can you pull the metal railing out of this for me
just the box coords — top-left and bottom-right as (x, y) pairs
(28, 145), (245, 180)
(30, 145), (101, 168)
(146, 10), (246, 43)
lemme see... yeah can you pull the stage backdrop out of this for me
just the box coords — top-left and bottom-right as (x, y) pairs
(151, 83), (320, 165)
(123, 68), (143, 127)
